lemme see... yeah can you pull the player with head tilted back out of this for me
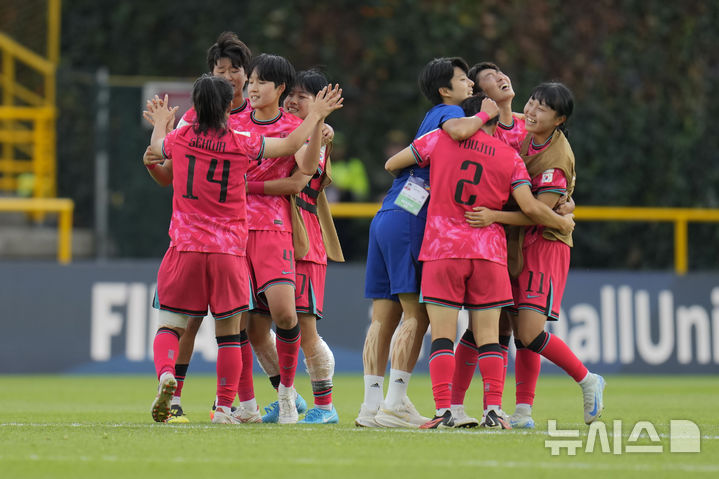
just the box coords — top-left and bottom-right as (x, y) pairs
(385, 93), (574, 429)
(448, 63), (576, 428)
(143, 73), (342, 424)
(357, 57), (499, 428)
(464, 82), (605, 426)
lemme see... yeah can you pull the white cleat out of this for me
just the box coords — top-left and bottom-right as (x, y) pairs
(354, 403), (381, 427)
(508, 407), (535, 429)
(278, 386), (299, 424)
(581, 373), (606, 424)
(233, 405), (263, 423)
(374, 397), (430, 428)
(212, 406), (242, 424)
(450, 405), (479, 428)
(151, 373), (177, 423)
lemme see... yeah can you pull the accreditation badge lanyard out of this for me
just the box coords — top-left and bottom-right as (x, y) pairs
(394, 173), (429, 216)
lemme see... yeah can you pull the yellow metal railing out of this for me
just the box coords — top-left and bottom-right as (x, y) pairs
(0, 29), (58, 198)
(328, 203), (719, 275)
(0, 197), (74, 264)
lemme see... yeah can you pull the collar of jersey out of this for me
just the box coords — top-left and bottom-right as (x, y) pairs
(231, 99), (248, 115)
(251, 109), (282, 125)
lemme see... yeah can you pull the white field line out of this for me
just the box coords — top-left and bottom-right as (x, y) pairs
(0, 453), (717, 473)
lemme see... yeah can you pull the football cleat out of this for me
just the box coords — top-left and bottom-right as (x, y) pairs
(151, 373), (177, 423)
(419, 410), (454, 429)
(374, 396), (430, 428)
(166, 404), (190, 424)
(209, 402), (237, 421)
(508, 405), (535, 429)
(480, 409), (512, 429)
(298, 406), (339, 424)
(450, 405), (479, 428)
(233, 405), (262, 423)
(277, 386), (299, 424)
(581, 373), (605, 424)
(354, 403), (381, 427)
(211, 406), (242, 424)
(261, 390), (307, 423)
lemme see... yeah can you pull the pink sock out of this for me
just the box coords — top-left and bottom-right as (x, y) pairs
(216, 335), (242, 408)
(429, 338), (455, 410)
(477, 344), (504, 408)
(237, 330), (255, 402)
(529, 332), (587, 382)
(275, 324), (301, 388)
(153, 328), (179, 380)
(515, 346), (541, 405)
(451, 330), (478, 405)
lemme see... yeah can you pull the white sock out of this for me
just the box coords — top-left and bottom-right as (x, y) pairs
(384, 369), (411, 409)
(578, 371), (594, 386)
(240, 398), (258, 412)
(171, 396), (181, 406)
(316, 403), (333, 411)
(436, 407), (449, 417)
(278, 384), (294, 396)
(363, 375), (384, 408)
(485, 405), (500, 416)
(515, 403), (532, 416)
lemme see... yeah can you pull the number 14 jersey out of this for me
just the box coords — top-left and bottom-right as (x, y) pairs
(162, 124), (265, 255)
(411, 128), (530, 264)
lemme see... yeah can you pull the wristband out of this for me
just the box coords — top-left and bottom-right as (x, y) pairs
(247, 181), (264, 194)
(476, 111), (490, 124)
(146, 163), (156, 170)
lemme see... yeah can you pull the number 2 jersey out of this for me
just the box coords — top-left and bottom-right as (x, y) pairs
(161, 124), (265, 256)
(411, 128), (531, 264)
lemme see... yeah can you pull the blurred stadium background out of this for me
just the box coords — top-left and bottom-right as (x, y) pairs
(1, 0), (718, 375)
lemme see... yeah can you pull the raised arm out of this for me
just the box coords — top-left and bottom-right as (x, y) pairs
(442, 97), (499, 141)
(143, 94), (178, 156)
(263, 85), (343, 163)
(142, 146), (173, 187)
(293, 121), (324, 175)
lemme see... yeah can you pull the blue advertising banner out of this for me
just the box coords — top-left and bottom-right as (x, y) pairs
(1, 261), (717, 374)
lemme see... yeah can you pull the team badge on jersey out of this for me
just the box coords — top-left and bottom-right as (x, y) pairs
(541, 169), (555, 184)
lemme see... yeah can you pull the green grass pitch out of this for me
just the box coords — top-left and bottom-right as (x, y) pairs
(0, 374), (716, 478)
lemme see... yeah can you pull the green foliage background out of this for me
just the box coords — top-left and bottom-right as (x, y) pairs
(42, 0), (719, 266)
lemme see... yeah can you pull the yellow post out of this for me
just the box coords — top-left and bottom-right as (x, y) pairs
(674, 217), (688, 275)
(58, 200), (73, 264)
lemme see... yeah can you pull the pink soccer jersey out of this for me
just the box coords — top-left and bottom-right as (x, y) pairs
(161, 124), (265, 255)
(296, 146), (327, 264)
(493, 114), (526, 153)
(411, 128), (531, 264)
(234, 109), (303, 232)
(296, 145), (328, 265)
(177, 99), (252, 130)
